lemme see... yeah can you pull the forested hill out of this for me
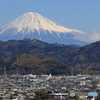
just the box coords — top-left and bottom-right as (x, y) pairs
(0, 54), (99, 75)
(0, 39), (100, 71)
(0, 39), (79, 59)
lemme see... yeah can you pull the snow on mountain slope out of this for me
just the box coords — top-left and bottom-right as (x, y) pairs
(0, 12), (87, 45)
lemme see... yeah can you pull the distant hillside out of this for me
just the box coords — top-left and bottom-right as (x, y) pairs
(29, 40), (100, 71)
(0, 39), (78, 59)
(0, 39), (100, 72)
(0, 54), (99, 75)
(0, 54), (71, 75)
(67, 41), (100, 70)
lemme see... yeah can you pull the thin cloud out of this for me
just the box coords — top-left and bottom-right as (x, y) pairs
(73, 29), (100, 43)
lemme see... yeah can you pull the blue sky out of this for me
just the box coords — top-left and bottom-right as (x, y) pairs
(0, 0), (100, 33)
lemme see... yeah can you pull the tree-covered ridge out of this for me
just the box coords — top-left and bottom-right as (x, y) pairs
(0, 39), (77, 59)
(0, 54), (71, 75)
(0, 54), (99, 75)
(0, 39), (100, 71)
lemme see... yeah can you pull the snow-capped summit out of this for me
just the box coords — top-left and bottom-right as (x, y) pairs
(0, 12), (87, 45)
(0, 12), (83, 34)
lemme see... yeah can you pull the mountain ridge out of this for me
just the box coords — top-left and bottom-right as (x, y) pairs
(0, 39), (100, 73)
(0, 54), (99, 75)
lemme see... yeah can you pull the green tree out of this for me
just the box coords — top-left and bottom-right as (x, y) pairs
(34, 90), (52, 100)
(74, 95), (79, 100)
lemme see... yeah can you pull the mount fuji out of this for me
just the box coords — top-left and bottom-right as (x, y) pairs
(0, 12), (87, 45)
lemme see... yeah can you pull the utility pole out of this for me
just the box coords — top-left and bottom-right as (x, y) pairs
(4, 66), (7, 79)
(16, 55), (19, 76)
(71, 67), (73, 76)
(16, 67), (19, 76)
(4, 58), (7, 79)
